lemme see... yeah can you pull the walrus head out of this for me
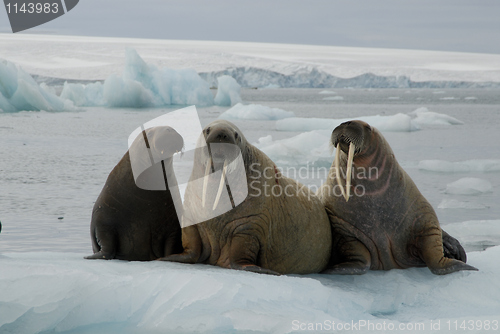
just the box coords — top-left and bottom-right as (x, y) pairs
(199, 120), (247, 210)
(129, 126), (184, 191)
(330, 120), (373, 202)
(145, 126), (184, 160)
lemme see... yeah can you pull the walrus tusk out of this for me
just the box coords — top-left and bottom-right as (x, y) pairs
(335, 143), (347, 200)
(202, 157), (211, 207)
(213, 160), (228, 210)
(345, 142), (355, 202)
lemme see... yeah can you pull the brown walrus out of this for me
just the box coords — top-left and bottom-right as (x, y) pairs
(85, 126), (184, 261)
(318, 120), (477, 275)
(159, 120), (332, 275)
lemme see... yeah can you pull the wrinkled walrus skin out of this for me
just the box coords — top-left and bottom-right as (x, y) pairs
(159, 120), (332, 275)
(85, 126), (183, 261)
(318, 120), (478, 275)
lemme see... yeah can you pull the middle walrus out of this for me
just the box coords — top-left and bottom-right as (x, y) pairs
(159, 120), (332, 275)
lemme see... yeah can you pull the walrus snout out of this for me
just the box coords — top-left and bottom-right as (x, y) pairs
(204, 123), (242, 167)
(331, 121), (370, 155)
(331, 120), (372, 202)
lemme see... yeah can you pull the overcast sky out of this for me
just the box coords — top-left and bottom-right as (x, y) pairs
(2, 0), (499, 54)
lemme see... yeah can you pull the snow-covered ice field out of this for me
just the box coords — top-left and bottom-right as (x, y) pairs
(1, 35), (500, 333)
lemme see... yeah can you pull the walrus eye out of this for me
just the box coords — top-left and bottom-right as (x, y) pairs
(235, 132), (239, 140)
(206, 127), (211, 136)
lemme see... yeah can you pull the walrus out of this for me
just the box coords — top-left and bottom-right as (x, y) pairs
(318, 120), (477, 275)
(159, 120), (332, 275)
(85, 126), (184, 261)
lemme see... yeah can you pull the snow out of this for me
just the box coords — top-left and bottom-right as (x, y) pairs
(445, 178), (493, 195)
(0, 59), (72, 112)
(219, 103), (295, 121)
(418, 159), (500, 173)
(213, 75), (242, 106)
(276, 114), (418, 132)
(61, 48), (214, 108)
(255, 131), (332, 167)
(318, 90), (336, 94)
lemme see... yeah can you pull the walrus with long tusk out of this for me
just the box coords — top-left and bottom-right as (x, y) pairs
(158, 120), (332, 275)
(318, 120), (477, 275)
(85, 126), (184, 261)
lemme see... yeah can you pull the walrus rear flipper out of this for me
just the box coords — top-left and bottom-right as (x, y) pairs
(441, 230), (467, 263)
(231, 264), (280, 276)
(419, 233), (478, 275)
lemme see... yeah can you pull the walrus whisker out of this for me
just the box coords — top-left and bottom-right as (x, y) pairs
(345, 142), (355, 202)
(202, 157), (212, 207)
(213, 160), (228, 210)
(335, 143), (347, 200)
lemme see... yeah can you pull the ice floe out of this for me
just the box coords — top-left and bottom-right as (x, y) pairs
(438, 199), (489, 210)
(276, 114), (418, 132)
(418, 159), (500, 173)
(219, 103), (295, 121)
(0, 248), (497, 334)
(409, 107), (464, 127)
(275, 107), (464, 132)
(445, 177), (493, 195)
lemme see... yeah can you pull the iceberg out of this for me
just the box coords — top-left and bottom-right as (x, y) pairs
(0, 59), (72, 112)
(276, 114), (418, 132)
(61, 48), (214, 108)
(0, 248), (497, 334)
(418, 159), (500, 173)
(219, 103), (295, 121)
(60, 82), (104, 107)
(214, 75), (242, 106)
(445, 178), (493, 195)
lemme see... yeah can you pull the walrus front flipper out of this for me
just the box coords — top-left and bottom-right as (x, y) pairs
(158, 225), (201, 264)
(419, 232), (478, 275)
(441, 229), (467, 263)
(227, 233), (280, 276)
(323, 239), (371, 275)
(84, 226), (116, 260)
(85, 250), (116, 260)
